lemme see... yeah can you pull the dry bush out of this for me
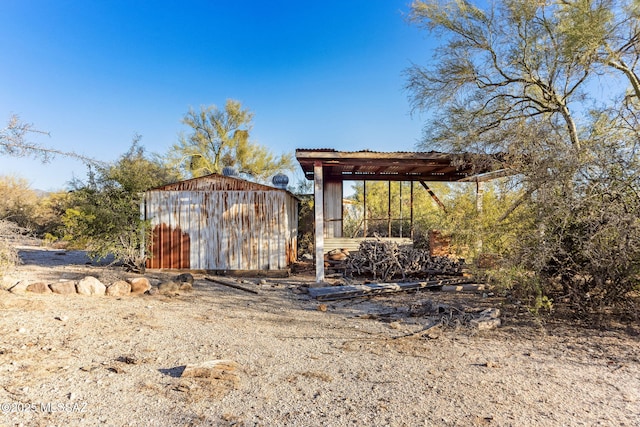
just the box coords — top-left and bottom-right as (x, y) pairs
(0, 219), (26, 275)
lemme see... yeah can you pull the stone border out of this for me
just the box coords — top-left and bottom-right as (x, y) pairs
(7, 273), (195, 297)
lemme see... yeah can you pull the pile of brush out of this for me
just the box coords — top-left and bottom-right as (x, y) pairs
(340, 239), (463, 282)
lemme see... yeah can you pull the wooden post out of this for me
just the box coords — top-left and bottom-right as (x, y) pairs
(476, 180), (484, 213)
(363, 180), (367, 238)
(476, 180), (484, 253)
(314, 161), (325, 282)
(399, 181), (403, 239)
(410, 181), (414, 240)
(139, 193), (146, 266)
(388, 181), (392, 237)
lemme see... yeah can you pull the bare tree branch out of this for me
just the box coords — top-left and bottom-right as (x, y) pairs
(1, 114), (101, 165)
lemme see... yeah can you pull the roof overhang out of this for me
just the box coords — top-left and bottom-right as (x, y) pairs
(296, 149), (503, 182)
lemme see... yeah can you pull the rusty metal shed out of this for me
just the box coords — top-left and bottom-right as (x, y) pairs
(142, 174), (298, 271)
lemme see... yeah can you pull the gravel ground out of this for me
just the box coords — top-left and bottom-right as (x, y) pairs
(0, 247), (638, 426)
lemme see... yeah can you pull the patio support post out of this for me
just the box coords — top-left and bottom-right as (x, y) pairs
(476, 180), (484, 253)
(314, 161), (325, 282)
(399, 182), (403, 239)
(410, 181), (414, 240)
(388, 181), (392, 237)
(363, 181), (367, 238)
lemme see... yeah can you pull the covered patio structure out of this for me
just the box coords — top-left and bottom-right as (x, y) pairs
(295, 149), (503, 282)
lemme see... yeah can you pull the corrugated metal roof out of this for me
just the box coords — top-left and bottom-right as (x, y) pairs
(295, 148), (448, 155)
(295, 149), (500, 182)
(148, 173), (292, 193)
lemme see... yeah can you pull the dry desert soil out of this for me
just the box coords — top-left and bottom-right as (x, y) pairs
(0, 246), (639, 426)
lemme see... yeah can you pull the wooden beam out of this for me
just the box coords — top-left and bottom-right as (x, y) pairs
(205, 277), (259, 294)
(419, 181), (447, 212)
(314, 161), (325, 282)
(308, 278), (474, 301)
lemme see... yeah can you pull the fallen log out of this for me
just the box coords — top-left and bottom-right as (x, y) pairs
(205, 277), (259, 294)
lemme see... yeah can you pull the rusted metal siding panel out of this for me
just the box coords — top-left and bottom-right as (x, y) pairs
(144, 192), (191, 269)
(324, 181), (343, 238)
(285, 195), (299, 264)
(143, 189), (298, 270)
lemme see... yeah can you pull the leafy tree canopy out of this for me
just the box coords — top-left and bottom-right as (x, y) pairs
(169, 100), (294, 183)
(63, 139), (179, 271)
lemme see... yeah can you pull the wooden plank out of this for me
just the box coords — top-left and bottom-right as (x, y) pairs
(308, 278), (474, 301)
(324, 237), (413, 253)
(205, 277), (259, 294)
(419, 181), (446, 212)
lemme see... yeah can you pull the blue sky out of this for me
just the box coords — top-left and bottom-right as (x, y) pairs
(0, 1), (433, 191)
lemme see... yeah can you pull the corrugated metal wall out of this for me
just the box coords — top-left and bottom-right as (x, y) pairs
(144, 189), (298, 270)
(324, 181), (343, 238)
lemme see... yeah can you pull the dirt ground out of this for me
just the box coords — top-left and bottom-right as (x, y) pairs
(0, 247), (639, 426)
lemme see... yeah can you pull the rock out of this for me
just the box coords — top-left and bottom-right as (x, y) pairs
(76, 276), (106, 296)
(176, 360), (240, 399)
(175, 273), (194, 284)
(158, 281), (179, 294)
(116, 355), (139, 365)
(470, 307), (502, 330)
(178, 282), (193, 291)
(327, 252), (347, 261)
(50, 281), (77, 295)
(301, 253), (313, 261)
(8, 281), (29, 294)
(441, 284), (488, 292)
(128, 277), (151, 295)
(181, 359), (240, 379)
(388, 321), (401, 329)
(146, 287), (158, 295)
(175, 360), (242, 398)
(478, 308), (501, 319)
(471, 317), (502, 331)
(106, 280), (131, 297)
(26, 282), (52, 294)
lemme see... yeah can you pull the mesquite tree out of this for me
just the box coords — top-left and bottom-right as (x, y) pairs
(407, 0), (640, 314)
(62, 139), (179, 272)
